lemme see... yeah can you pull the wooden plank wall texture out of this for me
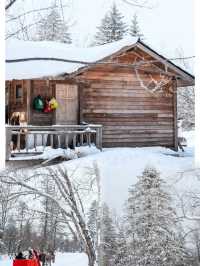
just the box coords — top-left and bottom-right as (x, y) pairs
(29, 80), (54, 125)
(55, 83), (78, 125)
(79, 67), (175, 148)
(7, 80), (28, 121)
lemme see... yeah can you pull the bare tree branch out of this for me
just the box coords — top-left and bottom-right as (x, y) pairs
(6, 4), (68, 23)
(5, 0), (18, 11)
(0, 165), (97, 265)
(122, 0), (154, 9)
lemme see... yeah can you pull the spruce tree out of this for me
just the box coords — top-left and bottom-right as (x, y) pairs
(130, 13), (143, 38)
(101, 203), (118, 266)
(94, 3), (127, 45)
(125, 167), (186, 266)
(177, 86), (195, 129)
(37, 9), (71, 43)
(114, 225), (132, 266)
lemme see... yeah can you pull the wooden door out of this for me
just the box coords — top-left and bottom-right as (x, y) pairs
(56, 84), (78, 125)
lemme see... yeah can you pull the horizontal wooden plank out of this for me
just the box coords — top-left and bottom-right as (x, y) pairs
(103, 142), (173, 148)
(83, 105), (172, 111)
(85, 91), (172, 98)
(84, 116), (173, 122)
(103, 134), (173, 139)
(103, 125), (173, 130)
(103, 135), (173, 140)
(83, 92), (170, 99)
(103, 129), (173, 134)
(87, 122), (174, 128)
(82, 109), (173, 115)
(83, 98), (173, 105)
(86, 79), (172, 87)
(82, 75), (171, 84)
(82, 70), (167, 80)
(85, 86), (165, 93)
(84, 112), (170, 118)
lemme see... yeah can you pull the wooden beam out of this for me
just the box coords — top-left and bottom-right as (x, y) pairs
(26, 80), (31, 124)
(172, 80), (178, 151)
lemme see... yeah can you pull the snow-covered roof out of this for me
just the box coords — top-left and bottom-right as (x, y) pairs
(6, 37), (194, 85)
(6, 37), (138, 80)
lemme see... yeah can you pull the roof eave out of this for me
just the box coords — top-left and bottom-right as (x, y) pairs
(137, 40), (195, 84)
(176, 78), (195, 87)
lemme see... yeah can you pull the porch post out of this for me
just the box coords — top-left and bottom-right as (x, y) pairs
(173, 78), (178, 151)
(96, 126), (103, 151)
(6, 126), (12, 160)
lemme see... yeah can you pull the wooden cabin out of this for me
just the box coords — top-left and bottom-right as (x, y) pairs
(6, 79), (79, 126)
(6, 38), (194, 150)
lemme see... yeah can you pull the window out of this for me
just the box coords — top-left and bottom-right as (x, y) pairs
(15, 83), (23, 103)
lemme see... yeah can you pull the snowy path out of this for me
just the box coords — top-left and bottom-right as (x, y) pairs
(0, 253), (88, 266)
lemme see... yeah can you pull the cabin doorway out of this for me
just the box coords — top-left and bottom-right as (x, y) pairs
(55, 84), (78, 125)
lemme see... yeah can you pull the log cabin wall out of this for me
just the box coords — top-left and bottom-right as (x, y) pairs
(29, 80), (55, 125)
(7, 79), (79, 126)
(78, 49), (177, 148)
(6, 80), (28, 123)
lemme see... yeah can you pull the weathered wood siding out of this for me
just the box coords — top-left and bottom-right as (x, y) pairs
(79, 67), (176, 148)
(6, 80), (28, 122)
(29, 80), (55, 125)
(55, 83), (78, 125)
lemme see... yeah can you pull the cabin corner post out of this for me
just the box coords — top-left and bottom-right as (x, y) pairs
(6, 126), (11, 160)
(78, 83), (85, 123)
(96, 126), (103, 151)
(26, 80), (32, 124)
(173, 78), (178, 151)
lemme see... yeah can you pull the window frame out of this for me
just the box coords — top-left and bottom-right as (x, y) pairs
(14, 81), (23, 104)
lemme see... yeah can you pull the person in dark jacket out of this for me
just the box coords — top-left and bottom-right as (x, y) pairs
(15, 251), (25, 260)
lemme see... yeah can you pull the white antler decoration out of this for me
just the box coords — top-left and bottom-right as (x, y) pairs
(135, 68), (171, 95)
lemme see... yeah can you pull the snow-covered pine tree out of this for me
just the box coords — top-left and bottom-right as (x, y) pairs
(37, 8), (71, 43)
(101, 203), (118, 266)
(177, 86), (195, 129)
(94, 3), (127, 45)
(176, 48), (194, 129)
(114, 224), (132, 266)
(130, 13), (143, 38)
(125, 167), (186, 266)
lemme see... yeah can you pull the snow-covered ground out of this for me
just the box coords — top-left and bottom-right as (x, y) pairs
(10, 145), (100, 161)
(1, 131), (197, 265)
(9, 131), (197, 217)
(14, 130), (194, 213)
(0, 252), (88, 266)
(59, 130), (196, 212)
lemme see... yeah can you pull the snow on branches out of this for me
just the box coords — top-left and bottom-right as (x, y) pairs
(0, 163), (100, 266)
(123, 167), (187, 266)
(94, 3), (127, 45)
(36, 8), (71, 43)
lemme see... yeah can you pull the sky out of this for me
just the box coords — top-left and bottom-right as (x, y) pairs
(7, 0), (194, 60)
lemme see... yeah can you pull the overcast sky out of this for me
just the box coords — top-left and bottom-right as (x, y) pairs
(8, 0), (194, 59)
(70, 0), (194, 55)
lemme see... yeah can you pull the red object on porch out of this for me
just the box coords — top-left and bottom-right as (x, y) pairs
(13, 259), (39, 266)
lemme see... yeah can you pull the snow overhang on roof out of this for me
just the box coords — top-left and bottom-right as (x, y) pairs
(6, 37), (138, 80)
(6, 37), (194, 87)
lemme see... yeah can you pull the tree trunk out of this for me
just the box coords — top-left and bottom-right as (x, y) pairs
(87, 248), (96, 266)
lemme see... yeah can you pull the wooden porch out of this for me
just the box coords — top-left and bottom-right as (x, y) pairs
(6, 124), (103, 160)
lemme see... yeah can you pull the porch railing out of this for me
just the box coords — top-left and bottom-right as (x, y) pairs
(6, 124), (103, 160)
